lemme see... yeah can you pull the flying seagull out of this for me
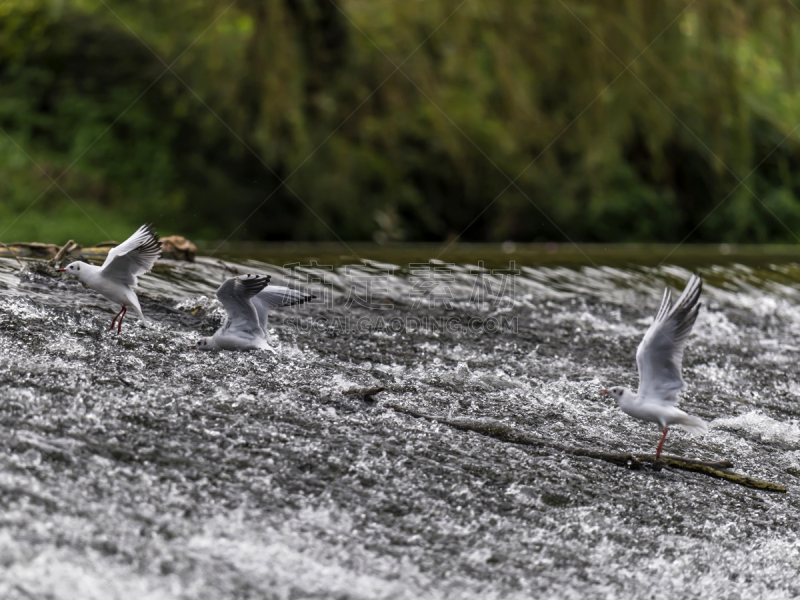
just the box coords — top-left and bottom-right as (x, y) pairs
(193, 275), (314, 351)
(602, 274), (707, 460)
(58, 224), (161, 333)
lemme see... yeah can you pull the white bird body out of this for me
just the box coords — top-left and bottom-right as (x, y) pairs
(603, 274), (707, 458)
(615, 388), (707, 435)
(201, 329), (272, 352)
(195, 276), (314, 352)
(59, 224), (161, 333)
(73, 263), (148, 321)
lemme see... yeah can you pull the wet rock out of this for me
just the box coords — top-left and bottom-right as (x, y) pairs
(160, 235), (197, 261)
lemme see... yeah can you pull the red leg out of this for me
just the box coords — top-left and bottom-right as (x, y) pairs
(655, 426), (669, 460)
(110, 306), (125, 330)
(116, 306), (127, 334)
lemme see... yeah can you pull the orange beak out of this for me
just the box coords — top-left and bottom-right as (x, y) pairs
(600, 389), (610, 395)
(57, 268), (66, 272)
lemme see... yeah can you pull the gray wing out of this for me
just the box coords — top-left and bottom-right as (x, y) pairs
(252, 285), (314, 335)
(100, 224), (161, 287)
(635, 274), (703, 405)
(216, 274), (272, 335)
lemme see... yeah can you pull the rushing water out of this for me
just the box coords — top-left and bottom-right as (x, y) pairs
(1, 247), (800, 599)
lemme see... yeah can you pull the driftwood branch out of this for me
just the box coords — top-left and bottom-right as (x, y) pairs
(50, 239), (79, 268)
(656, 458), (786, 492)
(340, 389), (787, 493)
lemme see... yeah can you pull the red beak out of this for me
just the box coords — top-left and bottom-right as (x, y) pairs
(57, 268), (66, 272)
(600, 389), (609, 394)
(188, 345), (196, 349)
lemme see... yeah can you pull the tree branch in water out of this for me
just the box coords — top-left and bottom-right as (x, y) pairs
(344, 390), (787, 493)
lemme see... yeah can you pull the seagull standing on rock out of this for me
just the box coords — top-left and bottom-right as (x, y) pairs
(602, 274), (707, 460)
(58, 224), (161, 333)
(192, 275), (313, 351)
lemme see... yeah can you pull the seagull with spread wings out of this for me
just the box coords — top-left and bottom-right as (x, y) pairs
(192, 275), (314, 351)
(601, 274), (707, 460)
(58, 224), (161, 333)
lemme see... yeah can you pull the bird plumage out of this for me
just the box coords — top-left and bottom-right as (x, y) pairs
(59, 224), (161, 332)
(195, 275), (314, 351)
(100, 224), (161, 288)
(635, 274), (703, 406)
(251, 286), (314, 337)
(603, 274), (707, 459)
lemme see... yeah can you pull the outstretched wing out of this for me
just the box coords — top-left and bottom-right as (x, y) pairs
(252, 285), (315, 335)
(216, 274), (271, 335)
(101, 224), (161, 287)
(636, 274), (703, 405)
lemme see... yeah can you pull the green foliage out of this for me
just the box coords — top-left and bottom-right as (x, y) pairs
(2, 0), (800, 244)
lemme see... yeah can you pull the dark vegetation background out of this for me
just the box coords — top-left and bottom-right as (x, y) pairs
(2, 0), (800, 244)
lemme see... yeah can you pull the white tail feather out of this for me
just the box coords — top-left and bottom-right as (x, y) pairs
(676, 414), (708, 436)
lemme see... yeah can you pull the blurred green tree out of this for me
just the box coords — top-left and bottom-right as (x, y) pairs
(2, 0), (800, 244)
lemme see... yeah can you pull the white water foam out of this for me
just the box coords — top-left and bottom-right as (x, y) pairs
(712, 411), (800, 445)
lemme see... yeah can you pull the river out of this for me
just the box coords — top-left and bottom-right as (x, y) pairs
(0, 244), (798, 599)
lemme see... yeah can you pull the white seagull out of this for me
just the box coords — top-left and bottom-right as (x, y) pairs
(601, 274), (707, 460)
(193, 275), (313, 351)
(58, 224), (161, 333)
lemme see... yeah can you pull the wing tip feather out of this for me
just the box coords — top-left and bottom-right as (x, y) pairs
(133, 223), (162, 258)
(237, 274), (272, 298)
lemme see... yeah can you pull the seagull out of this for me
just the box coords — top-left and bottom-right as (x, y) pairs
(58, 224), (161, 333)
(190, 275), (315, 352)
(601, 274), (707, 460)
(193, 275), (314, 351)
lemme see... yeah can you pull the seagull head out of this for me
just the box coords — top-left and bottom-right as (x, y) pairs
(57, 261), (88, 279)
(191, 337), (215, 351)
(601, 386), (635, 405)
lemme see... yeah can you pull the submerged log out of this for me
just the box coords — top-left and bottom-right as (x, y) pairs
(340, 388), (787, 493)
(343, 386), (386, 401)
(657, 458), (786, 492)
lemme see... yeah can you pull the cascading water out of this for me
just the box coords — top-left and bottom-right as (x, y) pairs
(0, 251), (798, 599)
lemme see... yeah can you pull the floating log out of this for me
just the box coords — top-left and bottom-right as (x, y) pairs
(339, 388), (787, 493)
